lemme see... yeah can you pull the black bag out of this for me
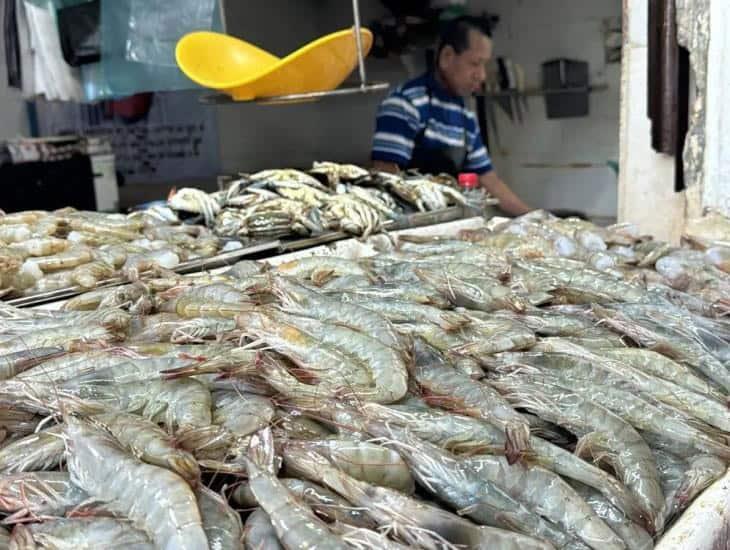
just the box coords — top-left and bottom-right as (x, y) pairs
(57, 0), (101, 67)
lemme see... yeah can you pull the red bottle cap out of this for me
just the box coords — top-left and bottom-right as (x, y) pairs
(458, 172), (479, 189)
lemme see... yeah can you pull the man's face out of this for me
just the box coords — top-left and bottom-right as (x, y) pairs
(439, 30), (492, 96)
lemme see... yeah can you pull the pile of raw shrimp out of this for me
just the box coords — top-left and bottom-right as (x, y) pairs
(0, 209), (727, 549)
(0, 206), (227, 299)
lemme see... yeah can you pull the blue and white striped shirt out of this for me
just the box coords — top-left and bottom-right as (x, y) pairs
(371, 72), (493, 174)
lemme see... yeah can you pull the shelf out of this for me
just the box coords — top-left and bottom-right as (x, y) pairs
(480, 83), (609, 99)
(201, 82), (390, 106)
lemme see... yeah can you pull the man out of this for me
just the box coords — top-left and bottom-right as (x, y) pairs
(371, 17), (530, 216)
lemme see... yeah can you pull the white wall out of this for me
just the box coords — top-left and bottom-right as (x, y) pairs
(478, 0), (622, 218)
(0, 9), (29, 140)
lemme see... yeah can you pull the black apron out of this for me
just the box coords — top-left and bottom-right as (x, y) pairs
(408, 83), (469, 176)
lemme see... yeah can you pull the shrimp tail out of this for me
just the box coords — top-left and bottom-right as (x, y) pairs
(161, 359), (234, 380)
(9, 523), (34, 546)
(175, 425), (225, 453)
(248, 428), (278, 475)
(2, 346), (65, 375)
(504, 422), (531, 465)
(439, 311), (472, 332)
(574, 432), (617, 468)
(311, 268), (336, 286)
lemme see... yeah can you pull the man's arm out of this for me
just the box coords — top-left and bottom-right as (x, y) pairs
(480, 171), (530, 216)
(372, 160), (400, 174)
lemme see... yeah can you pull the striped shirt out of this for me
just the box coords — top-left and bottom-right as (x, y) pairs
(371, 72), (493, 174)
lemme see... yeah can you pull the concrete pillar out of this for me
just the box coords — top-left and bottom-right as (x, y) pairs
(618, 0), (685, 243)
(620, 0), (729, 242)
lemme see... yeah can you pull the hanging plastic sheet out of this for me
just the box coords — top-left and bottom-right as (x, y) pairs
(126, 0), (216, 66)
(15, 0), (36, 97)
(78, 0), (221, 101)
(23, 0), (84, 101)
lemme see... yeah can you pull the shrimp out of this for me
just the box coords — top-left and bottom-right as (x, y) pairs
(592, 304), (730, 393)
(13, 350), (141, 387)
(337, 295), (470, 331)
(278, 478), (374, 528)
(161, 347), (258, 380)
(71, 378), (213, 430)
(402, 318), (535, 358)
(0, 424), (64, 474)
(8, 237), (68, 258)
(460, 453), (625, 549)
(0, 325), (121, 355)
(63, 283), (149, 311)
(329, 281), (451, 308)
(71, 260), (116, 289)
(284, 438), (414, 493)
(272, 409), (332, 440)
(197, 486), (244, 550)
(569, 483), (653, 550)
(244, 428), (348, 550)
(0, 472), (89, 522)
(162, 294), (252, 319)
(492, 376), (664, 534)
(360, 403), (645, 526)
(90, 412), (200, 486)
(282, 435), (555, 550)
(0, 225), (33, 244)
(663, 454), (726, 525)
(329, 523), (410, 550)
(0, 211), (47, 225)
(243, 509), (282, 550)
(234, 311), (372, 394)
(64, 417), (209, 550)
(134, 316), (236, 344)
(26, 247), (94, 273)
(246, 308), (407, 403)
(214, 390), (275, 435)
(0, 410), (42, 439)
(10, 517), (154, 549)
(410, 339), (531, 464)
(266, 275), (402, 350)
(415, 267), (529, 313)
(0, 309), (130, 336)
(178, 391), (275, 460)
(601, 348), (728, 404)
(0, 347), (64, 380)
(66, 218), (140, 241)
(491, 347), (730, 433)
(23, 269), (76, 294)
(516, 258), (648, 304)
(273, 256), (375, 285)
(523, 374), (730, 460)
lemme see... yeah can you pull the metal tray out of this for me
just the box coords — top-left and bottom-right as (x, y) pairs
(13, 206), (474, 308)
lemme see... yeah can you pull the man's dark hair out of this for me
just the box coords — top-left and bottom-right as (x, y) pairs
(437, 16), (492, 56)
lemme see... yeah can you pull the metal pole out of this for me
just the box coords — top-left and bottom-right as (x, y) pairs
(218, 0), (227, 34)
(351, 0), (367, 88)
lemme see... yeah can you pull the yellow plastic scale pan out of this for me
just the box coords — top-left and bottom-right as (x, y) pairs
(176, 28), (373, 101)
